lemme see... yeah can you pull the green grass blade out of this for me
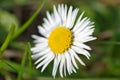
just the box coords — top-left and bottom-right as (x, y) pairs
(0, 24), (15, 57)
(17, 46), (27, 80)
(12, 0), (47, 40)
(27, 42), (33, 76)
(0, 59), (18, 72)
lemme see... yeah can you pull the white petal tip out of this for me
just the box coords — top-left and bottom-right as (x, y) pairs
(52, 75), (56, 79)
(60, 76), (63, 78)
(36, 66), (39, 69)
(34, 62), (37, 65)
(83, 64), (86, 66)
(87, 56), (91, 60)
(41, 70), (44, 72)
(93, 37), (97, 40)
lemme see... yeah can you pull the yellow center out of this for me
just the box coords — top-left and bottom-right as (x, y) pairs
(48, 27), (73, 54)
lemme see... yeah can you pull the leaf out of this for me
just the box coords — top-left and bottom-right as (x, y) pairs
(0, 9), (19, 43)
(0, 59), (18, 72)
(0, 24), (15, 57)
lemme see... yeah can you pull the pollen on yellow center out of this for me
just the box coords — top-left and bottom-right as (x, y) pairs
(48, 27), (73, 54)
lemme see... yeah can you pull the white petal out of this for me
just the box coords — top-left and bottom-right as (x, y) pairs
(32, 35), (45, 40)
(69, 8), (79, 29)
(72, 12), (84, 32)
(66, 50), (77, 73)
(75, 18), (90, 33)
(73, 41), (91, 50)
(74, 28), (95, 38)
(82, 27), (95, 35)
(35, 52), (50, 65)
(42, 23), (50, 32)
(74, 36), (96, 43)
(82, 36), (96, 42)
(58, 4), (63, 21)
(70, 49), (85, 66)
(58, 4), (62, 14)
(73, 17), (88, 33)
(46, 11), (54, 25)
(63, 56), (66, 76)
(58, 4), (68, 26)
(71, 64), (77, 73)
(32, 35), (47, 43)
(58, 4), (67, 26)
(65, 6), (73, 29)
(38, 26), (48, 37)
(65, 51), (72, 75)
(31, 43), (48, 53)
(85, 25), (94, 30)
(79, 25), (94, 32)
(75, 20), (94, 35)
(43, 18), (56, 31)
(32, 48), (50, 59)
(36, 53), (53, 69)
(52, 54), (61, 78)
(53, 5), (61, 26)
(35, 42), (47, 47)
(59, 54), (65, 78)
(68, 49), (79, 69)
(43, 18), (51, 27)
(41, 53), (54, 72)
(63, 4), (67, 26)
(71, 46), (90, 59)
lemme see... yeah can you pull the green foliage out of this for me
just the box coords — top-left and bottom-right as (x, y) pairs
(0, 10), (19, 43)
(0, 0), (31, 8)
(17, 44), (27, 80)
(0, 24), (15, 57)
(0, 0), (47, 79)
(27, 42), (33, 76)
(0, 0), (120, 79)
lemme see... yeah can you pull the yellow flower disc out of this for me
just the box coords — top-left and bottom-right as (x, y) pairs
(48, 27), (73, 54)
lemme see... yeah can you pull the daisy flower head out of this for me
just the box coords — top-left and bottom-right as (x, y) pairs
(31, 4), (96, 78)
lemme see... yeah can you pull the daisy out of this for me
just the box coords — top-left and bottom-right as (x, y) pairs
(31, 4), (96, 78)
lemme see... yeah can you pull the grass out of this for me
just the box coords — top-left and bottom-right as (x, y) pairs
(0, 0), (120, 79)
(0, 24), (15, 57)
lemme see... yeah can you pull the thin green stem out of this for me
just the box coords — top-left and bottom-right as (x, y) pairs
(0, 24), (15, 57)
(27, 42), (32, 76)
(17, 46), (27, 80)
(1, 59), (18, 72)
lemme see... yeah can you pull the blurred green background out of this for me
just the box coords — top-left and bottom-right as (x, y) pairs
(0, 0), (120, 80)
